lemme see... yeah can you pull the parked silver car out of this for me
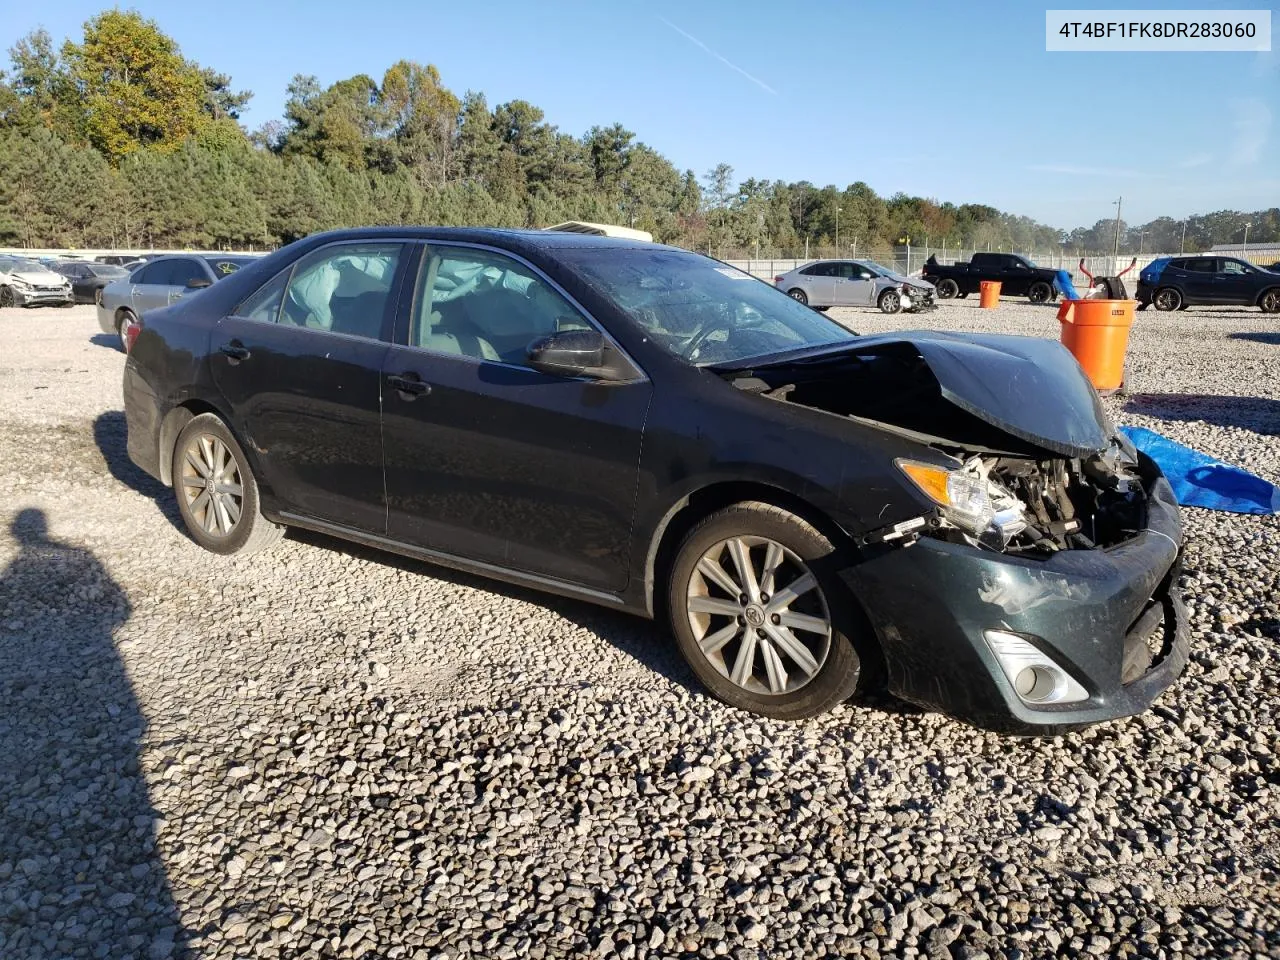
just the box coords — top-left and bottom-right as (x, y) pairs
(0, 255), (74, 307)
(773, 259), (936, 313)
(98, 254), (258, 349)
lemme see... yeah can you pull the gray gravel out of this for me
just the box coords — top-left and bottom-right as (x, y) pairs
(1, 302), (1277, 959)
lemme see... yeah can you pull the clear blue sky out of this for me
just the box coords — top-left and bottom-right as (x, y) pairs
(6, 0), (1277, 228)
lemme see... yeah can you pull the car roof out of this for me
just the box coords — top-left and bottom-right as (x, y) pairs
(299, 225), (678, 256)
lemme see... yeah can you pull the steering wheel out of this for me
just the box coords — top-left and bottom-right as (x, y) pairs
(682, 303), (770, 361)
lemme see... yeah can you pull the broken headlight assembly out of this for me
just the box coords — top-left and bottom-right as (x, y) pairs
(897, 458), (1028, 550)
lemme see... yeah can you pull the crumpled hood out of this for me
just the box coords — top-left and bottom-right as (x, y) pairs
(9, 269), (67, 285)
(846, 330), (1111, 456)
(883, 271), (933, 291)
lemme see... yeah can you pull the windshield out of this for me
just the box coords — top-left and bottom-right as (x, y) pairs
(560, 248), (857, 365)
(90, 264), (129, 277)
(202, 256), (256, 278)
(860, 261), (898, 277)
(1, 258), (45, 273)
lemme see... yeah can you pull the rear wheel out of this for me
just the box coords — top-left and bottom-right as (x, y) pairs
(0, 286), (14, 308)
(1028, 281), (1053, 304)
(668, 502), (873, 720)
(878, 289), (903, 314)
(115, 308), (137, 352)
(935, 278), (959, 299)
(172, 413), (284, 556)
(1259, 288), (1280, 314)
(1153, 287), (1182, 312)
(787, 288), (808, 305)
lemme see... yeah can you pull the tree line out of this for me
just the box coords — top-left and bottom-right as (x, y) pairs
(0, 10), (1275, 257)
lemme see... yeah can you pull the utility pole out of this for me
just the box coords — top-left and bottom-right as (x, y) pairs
(835, 206), (841, 257)
(1243, 222), (1252, 260)
(1111, 197), (1123, 259)
(1180, 220), (1187, 254)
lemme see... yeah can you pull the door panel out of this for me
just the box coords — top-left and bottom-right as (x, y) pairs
(381, 349), (651, 590)
(801, 267), (836, 304)
(207, 241), (409, 532)
(210, 320), (391, 531)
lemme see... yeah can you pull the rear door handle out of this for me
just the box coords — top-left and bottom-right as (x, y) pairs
(220, 342), (250, 362)
(387, 373), (431, 398)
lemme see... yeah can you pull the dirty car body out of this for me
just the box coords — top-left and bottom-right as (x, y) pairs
(775, 259), (936, 313)
(122, 229), (1186, 734)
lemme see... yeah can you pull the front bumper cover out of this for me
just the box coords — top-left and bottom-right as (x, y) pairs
(12, 286), (72, 306)
(844, 465), (1188, 734)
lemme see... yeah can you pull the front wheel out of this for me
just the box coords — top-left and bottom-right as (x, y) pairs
(1153, 287), (1182, 312)
(1028, 281), (1053, 304)
(787, 288), (808, 306)
(667, 502), (873, 720)
(878, 289), (903, 314)
(172, 413), (284, 555)
(935, 278), (959, 299)
(0, 286), (14, 308)
(1259, 288), (1280, 314)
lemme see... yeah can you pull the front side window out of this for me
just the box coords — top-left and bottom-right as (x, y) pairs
(562, 248), (857, 366)
(410, 246), (589, 364)
(1222, 259), (1250, 275)
(279, 242), (402, 340)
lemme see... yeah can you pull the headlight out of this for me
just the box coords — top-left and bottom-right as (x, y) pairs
(897, 459), (1028, 546)
(11, 277), (32, 290)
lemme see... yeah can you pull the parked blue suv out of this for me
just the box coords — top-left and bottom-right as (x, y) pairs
(1136, 255), (1280, 313)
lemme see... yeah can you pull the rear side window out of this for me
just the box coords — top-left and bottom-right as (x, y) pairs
(161, 259), (208, 287)
(131, 263), (158, 283)
(235, 270), (290, 324)
(279, 242), (403, 340)
(1183, 258), (1216, 273)
(800, 263), (834, 277)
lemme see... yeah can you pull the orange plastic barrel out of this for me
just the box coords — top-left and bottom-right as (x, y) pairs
(1058, 299), (1134, 393)
(979, 280), (1001, 308)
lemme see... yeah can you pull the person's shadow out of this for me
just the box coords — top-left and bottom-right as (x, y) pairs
(0, 509), (183, 958)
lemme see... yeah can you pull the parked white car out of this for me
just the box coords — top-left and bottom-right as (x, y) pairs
(0, 255), (74, 307)
(774, 259), (936, 314)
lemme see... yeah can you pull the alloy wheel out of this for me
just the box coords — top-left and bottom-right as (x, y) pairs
(880, 291), (901, 313)
(179, 433), (245, 538)
(1261, 289), (1280, 313)
(685, 536), (832, 696)
(1153, 288), (1180, 311)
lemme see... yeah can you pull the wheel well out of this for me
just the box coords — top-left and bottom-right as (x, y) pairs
(643, 481), (855, 619)
(157, 400), (222, 485)
(1257, 285), (1280, 306)
(114, 305), (136, 330)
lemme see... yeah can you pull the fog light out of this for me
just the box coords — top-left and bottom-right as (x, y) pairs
(984, 631), (1088, 705)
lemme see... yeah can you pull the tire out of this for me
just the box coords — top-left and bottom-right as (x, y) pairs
(815, 306), (830, 312)
(878, 289), (903, 314)
(0, 286), (13, 308)
(787, 288), (808, 306)
(1028, 281), (1053, 304)
(1259, 288), (1280, 314)
(667, 502), (874, 720)
(172, 413), (284, 556)
(115, 308), (137, 353)
(957, 291), (969, 299)
(935, 278), (959, 299)
(1152, 287), (1182, 312)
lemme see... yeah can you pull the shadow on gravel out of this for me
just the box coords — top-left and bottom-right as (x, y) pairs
(0, 509), (184, 958)
(93, 412), (184, 532)
(1228, 332), (1280, 346)
(89, 333), (121, 350)
(287, 527), (707, 697)
(1123, 393), (1280, 435)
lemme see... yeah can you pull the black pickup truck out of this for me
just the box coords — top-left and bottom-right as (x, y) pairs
(922, 252), (1060, 304)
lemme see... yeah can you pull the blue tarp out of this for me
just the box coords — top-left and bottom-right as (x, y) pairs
(1119, 425), (1280, 515)
(1054, 269), (1082, 301)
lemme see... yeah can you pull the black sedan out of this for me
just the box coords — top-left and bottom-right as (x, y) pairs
(50, 260), (132, 304)
(121, 227), (1189, 733)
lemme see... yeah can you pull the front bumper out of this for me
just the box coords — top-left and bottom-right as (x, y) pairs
(1135, 281), (1153, 306)
(902, 289), (937, 312)
(12, 285), (72, 306)
(845, 463), (1188, 734)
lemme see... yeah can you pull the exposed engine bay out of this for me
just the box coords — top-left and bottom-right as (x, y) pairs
(720, 339), (1151, 557)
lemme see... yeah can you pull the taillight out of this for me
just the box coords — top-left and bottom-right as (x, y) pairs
(774, 276), (785, 284)
(123, 316), (143, 353)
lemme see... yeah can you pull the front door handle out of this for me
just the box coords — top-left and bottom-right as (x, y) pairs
(220, 342), (250, 363)
(387, 373), (431, 399)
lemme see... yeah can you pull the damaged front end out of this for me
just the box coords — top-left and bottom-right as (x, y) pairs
(717, 332), (1190, 733)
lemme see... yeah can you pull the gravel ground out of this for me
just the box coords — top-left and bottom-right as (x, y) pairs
(1, 300), (1277, 960)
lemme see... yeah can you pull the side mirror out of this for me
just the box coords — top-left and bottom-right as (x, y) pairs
(526, 329), (633, 381)
(186, 277), (213, 289)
